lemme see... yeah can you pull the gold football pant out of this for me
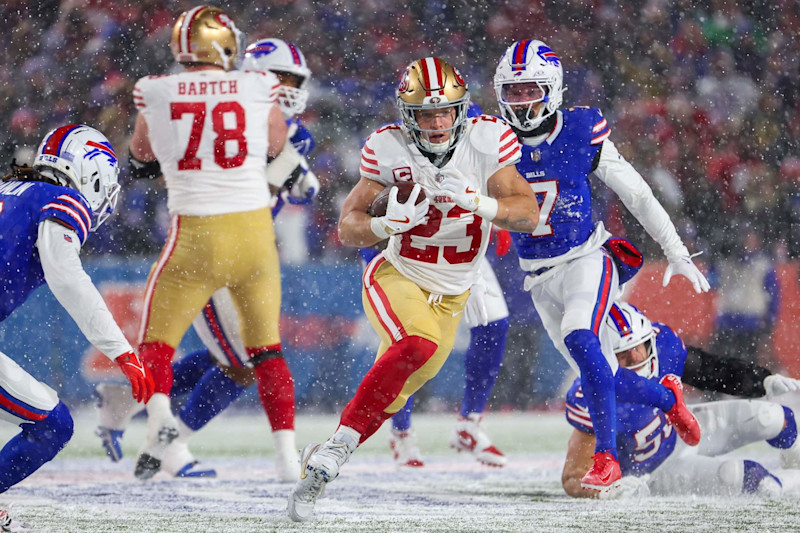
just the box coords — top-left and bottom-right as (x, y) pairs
(139, 207), (281, 351)
(361, 256), (469, 413)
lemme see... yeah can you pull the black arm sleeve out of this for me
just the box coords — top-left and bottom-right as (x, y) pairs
(682, 346), (771, 398)
(128, 151), (162, 180)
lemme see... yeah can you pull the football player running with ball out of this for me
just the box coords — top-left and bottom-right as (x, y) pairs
(494, 39), (710, 494)
(288, 57), (539, 521)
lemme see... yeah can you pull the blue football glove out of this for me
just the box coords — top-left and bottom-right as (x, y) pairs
(96, 426), (125, 462)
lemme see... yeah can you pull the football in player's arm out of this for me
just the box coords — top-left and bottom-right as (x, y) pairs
(0, 125), (153, 522)
(288, 56), (538, 522)
(562, 302), (800, 499)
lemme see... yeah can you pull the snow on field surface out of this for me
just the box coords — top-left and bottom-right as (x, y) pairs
(2, 410), (800, 532)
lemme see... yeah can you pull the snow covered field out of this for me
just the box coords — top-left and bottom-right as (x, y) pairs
(2, 409), (800, 532)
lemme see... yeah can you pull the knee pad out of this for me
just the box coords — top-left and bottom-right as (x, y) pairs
(24, 401), (74, 454)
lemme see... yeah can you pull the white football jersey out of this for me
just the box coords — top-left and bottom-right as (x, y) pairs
(360, 116), (521, 295)
(134, 69), (281, 216)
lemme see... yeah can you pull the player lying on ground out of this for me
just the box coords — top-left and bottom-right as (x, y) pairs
(96, 37), (318, 481)
(562, 301), (800, 498)
(288, 56), (540, 521)
(0, 125), (154, 530)
(495, 38), (709, 492)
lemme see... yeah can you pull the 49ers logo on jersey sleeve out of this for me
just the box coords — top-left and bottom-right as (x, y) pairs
(392, 167), (413, 182)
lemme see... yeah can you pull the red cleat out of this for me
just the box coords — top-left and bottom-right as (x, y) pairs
(581, 451), (622, 493)
(660, 373), (701, 446)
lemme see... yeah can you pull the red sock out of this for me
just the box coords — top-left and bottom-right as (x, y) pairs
(252, 353), (295, 431)
(138, 341), (175, 394)
(341, 335), (437, 443)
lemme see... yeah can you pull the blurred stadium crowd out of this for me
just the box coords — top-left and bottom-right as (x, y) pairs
(2, 0), (800, 263)
(2, 0), (800, 407)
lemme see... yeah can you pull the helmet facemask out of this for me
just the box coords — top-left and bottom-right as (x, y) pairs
(606, 301), (660, 379)
(399, 99), (470, 155)
(34, 124), (121, 231)
(242, 39), (311, 117)
(494, 39), (564, 132)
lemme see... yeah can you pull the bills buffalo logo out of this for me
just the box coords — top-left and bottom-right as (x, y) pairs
(246, 42), (278, 57)
(85, 141), (118, 165)
(393, 167), (413, 182)
(537, 45), (560, 66)
(452, 67), (466, 87)
(398, 72), (410, 93)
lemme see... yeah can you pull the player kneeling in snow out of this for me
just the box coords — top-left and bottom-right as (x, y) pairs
(562, 302), (800, 498)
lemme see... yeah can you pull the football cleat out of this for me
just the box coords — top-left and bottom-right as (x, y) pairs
(288, 432), (357, 522)
(581, 451), (622, 493)
(95, 427), (125, 463)
(274, 430), (301, 482)
(450, 414), (507, 467)
(134, 402), (180, 481)
(660, 374), (701, 446)
(389, 428), (425, 468)
(94, 383), (140, 462)
(0, 505), (27, 532)
(162, 440), (217, 478)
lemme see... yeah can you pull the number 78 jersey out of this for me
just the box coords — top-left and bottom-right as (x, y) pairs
(134, 69), (281, 216)
(360, 116), (521, 295)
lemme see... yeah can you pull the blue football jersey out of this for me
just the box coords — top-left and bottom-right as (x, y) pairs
(511, 107), (611, 259)
(565, 323), (688, 475)
(0, 180), (92, 321)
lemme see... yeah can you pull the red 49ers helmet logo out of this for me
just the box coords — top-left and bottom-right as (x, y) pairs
(398, 72), (410, 93)
(452, 67), (466, 87)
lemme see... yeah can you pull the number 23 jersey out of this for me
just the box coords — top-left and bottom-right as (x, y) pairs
(134, 69), (281, 216)
(360, 116), (521, 295)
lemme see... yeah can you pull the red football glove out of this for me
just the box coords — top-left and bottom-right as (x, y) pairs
(495, 229), (512, 257)
(115, 351), (155, 403)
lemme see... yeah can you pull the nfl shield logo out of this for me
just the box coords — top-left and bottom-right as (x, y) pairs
(532, 149), (541, 162)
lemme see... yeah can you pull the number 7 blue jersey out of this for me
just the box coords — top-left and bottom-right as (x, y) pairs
(511, 107), (610, 259)
(0, 179), (93, 321)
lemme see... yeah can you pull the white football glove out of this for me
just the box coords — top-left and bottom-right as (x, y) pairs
(437, 168), (498, 220)
(764, 374), (800, 400)
(598, 475), (651, 500)
(662, 253), (710, 293)
(464, 272), (501, 328)
(287, 168), (320, 204)
(370, 183), (430, 239)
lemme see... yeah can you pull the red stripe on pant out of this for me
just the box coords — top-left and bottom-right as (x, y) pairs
(139, 341), (176, 395)
(249, 346), (295, 431)
(340, 335), (438, 445)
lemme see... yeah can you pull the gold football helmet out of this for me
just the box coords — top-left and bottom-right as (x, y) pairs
(170, 6), (242, 71)
(396, 57), (470, 156)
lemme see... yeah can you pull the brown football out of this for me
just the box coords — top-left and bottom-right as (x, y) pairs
(367, 181), (426, 217)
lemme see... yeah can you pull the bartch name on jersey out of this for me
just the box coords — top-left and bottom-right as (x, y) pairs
(177, 80), (238, 96)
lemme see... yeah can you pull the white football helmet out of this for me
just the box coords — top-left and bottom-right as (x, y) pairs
(34, 124), (120, 231)
(494, 39), (564, 131)
(242, 39), (311, 117)
(606, 302), (659, 379)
